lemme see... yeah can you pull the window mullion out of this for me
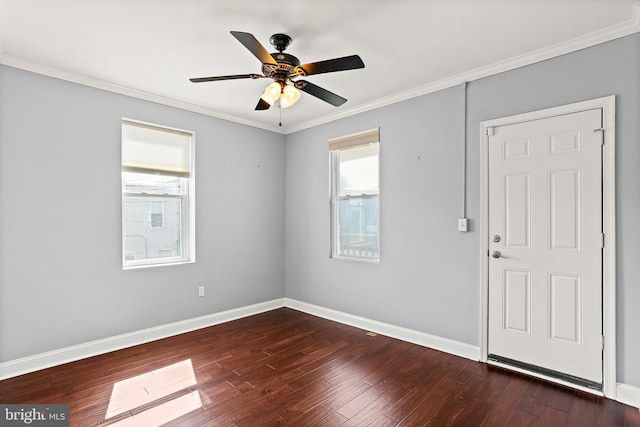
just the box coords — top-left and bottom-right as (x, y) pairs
(335, 194), (378, 201)
(123, 192), (184, 199)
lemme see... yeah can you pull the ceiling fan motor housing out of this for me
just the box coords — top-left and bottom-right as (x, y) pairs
(262, 52), (303, 78)
(263, 33), (309, 77)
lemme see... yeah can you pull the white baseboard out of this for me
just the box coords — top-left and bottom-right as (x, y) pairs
(283, 298), (481, 361)
(2, 296), (638, 410)
(0, 297), (481, 381)
(617, 383), (640, 409)
(0, 298), (284, 380)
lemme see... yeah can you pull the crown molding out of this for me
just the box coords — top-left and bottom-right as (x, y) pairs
(2, 2), (639, 136)
(0, 53), (284, 134)
(285, 3), (640, 134)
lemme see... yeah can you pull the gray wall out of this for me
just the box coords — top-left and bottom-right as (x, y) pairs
(0, 65), (286, 362)
(1, 33), (638, 389)
(285, 88), (478, 346)
(285, 33), (640, 387)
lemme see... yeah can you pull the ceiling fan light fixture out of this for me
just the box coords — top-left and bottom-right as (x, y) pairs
(260, 82), (282, 105)
(280, 85), (301, 108)
(190, 32), (364, 112)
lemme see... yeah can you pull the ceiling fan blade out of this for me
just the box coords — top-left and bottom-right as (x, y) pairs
(255, 98), (271, 110)
(296, 80), (347, 106)
(297, 55), (364, 76)
(230, 31), (278, 65)
(189, 74), (260, 83)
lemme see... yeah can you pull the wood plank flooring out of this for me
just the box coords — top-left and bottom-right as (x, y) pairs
(1, 308), (638, 426)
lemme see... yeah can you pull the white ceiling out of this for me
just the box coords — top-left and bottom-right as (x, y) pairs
(1, 0), (638, 133)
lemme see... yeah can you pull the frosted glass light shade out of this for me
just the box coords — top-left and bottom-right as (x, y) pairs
(280, 85), (301, 108)
(260, 82), (282, 104)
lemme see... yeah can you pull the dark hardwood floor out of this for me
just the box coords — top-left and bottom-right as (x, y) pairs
(1, 308), (638, 426)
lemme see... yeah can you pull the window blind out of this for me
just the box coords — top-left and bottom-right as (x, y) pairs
(122, 120), (192, 177)
(328, 127), (379, 151)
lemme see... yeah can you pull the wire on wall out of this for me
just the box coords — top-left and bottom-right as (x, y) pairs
(462, 81), (468, 219)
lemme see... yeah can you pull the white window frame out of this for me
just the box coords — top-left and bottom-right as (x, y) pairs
(329, 128), (380, 262)
(121, 119), (195, 269)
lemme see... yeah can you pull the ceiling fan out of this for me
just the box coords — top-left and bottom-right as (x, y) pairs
(189, 31), (365, 110)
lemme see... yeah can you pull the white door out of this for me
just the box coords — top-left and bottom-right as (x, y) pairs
(488, 108), (603, 386)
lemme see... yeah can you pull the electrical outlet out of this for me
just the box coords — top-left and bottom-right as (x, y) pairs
(198, 286), (205, 297)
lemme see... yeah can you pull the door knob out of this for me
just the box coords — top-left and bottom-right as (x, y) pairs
(491, 251), (502, 259)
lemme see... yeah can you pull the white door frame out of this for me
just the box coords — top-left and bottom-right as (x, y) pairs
(479, 96), (616, 398)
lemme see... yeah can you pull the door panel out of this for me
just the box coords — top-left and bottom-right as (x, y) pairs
(488, 108), (603, 385)
(504, 173), (530, 248)
(549, 273), (581, 345)
(549, 169), (581, 251)
(503, 269), (531, 334)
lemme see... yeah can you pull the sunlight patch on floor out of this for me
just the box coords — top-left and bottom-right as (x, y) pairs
(106, 359), (199, 421)
(107, 391), (202, 426)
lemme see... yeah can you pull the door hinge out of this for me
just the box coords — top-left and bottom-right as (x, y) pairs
(486, 126), (495, 136)
(601, 233), (605, 248)
(601, 335), (605, 351)
(594, 128), (604, 145)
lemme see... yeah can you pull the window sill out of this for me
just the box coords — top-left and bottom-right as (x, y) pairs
(123, 258), (195, 270)
(330, 255), (380, 264)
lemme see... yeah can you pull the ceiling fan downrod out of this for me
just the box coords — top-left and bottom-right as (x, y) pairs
(269, 33), (292, 52)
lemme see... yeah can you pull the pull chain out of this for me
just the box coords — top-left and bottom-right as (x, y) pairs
(279, 105), (282, 127)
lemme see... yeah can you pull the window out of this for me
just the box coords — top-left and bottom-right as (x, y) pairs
(330, 128), (380, 261)
(122, 120), (194, 268)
